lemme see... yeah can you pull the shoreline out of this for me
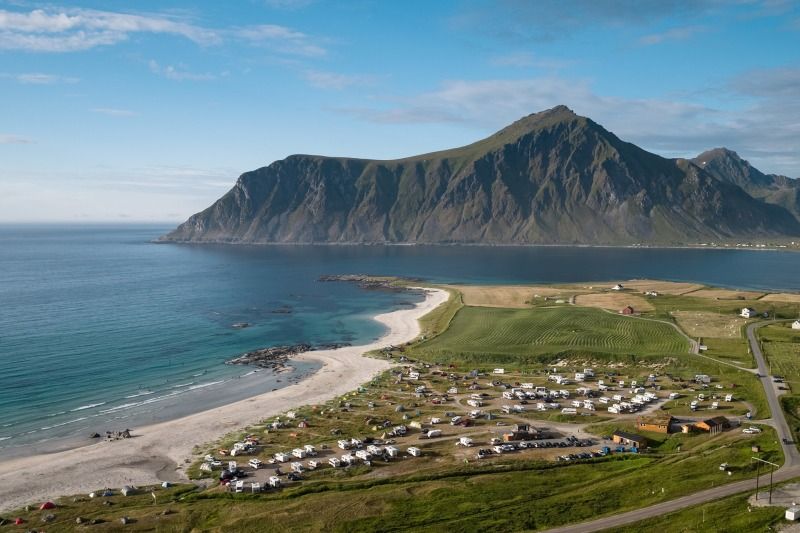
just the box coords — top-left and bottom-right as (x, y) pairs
(154, 239), (800, 253)
(0, 287), (450, 513)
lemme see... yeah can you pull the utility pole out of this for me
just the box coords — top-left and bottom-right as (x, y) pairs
(752, 457), (779, 503)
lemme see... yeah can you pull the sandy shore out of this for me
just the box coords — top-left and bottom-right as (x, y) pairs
(0, 287), (449, 513)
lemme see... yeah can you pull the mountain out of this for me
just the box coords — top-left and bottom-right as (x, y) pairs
(162, 106), (800, 245)
(693, 148), (800, 223)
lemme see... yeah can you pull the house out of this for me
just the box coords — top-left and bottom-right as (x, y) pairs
(611, 430), (648, 448)
(612, 284), (624, 291)
(740, 307), (757, 318)
(645, 290), (659, 297)
(636, 414), (674, 434)
(695, 416), (730, 434)
(620, 306), (635, 315)
(792, 320), (800, 330)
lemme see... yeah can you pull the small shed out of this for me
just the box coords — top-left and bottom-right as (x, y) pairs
(612, 430), (648, 448)
(792, 320), (800, 330)
(695, 416), (730, 434)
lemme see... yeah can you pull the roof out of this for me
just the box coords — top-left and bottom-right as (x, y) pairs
(612, 430), (647, 443)
(638, 414), (673, 425)
(700, 416), (729, 427)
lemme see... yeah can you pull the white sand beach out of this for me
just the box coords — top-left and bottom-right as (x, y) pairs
(0, 287), (449, 513)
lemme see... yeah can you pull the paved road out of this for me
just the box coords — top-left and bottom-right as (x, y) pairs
(542, 319), (800, 533)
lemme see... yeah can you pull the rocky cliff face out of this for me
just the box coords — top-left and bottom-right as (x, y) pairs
(162, 106), (800, 245)
(693, 147), (800, 224)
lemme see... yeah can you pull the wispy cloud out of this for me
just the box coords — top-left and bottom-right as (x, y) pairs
(148, 59), (215, 81)
(0, 72), (79, 84)
(91, 107), (137, 117)
(489, 52), (571, 69)
(0, 8), (221, 52)
(336, 70), (800, 176)
(239, 24), (326, 56)
(263, 0), (316, 9)
(303, 70), (377, 90)
(0, 134), (33, 144)
(639, 25), (707, 45)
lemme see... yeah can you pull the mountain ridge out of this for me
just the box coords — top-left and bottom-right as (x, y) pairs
(162, 106), (800, 245)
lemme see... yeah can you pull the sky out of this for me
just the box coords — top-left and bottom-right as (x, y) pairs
(1, 0), (799, 222)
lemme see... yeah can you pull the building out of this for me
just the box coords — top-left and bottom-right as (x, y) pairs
(636, 414), (674, 434)
(612, 284), (624, 291)
(740, 307), (757, 318)
(694, 416), (730, 434)
(792, 320), (800, 330)
(612, 431), (648, 448)
(620, 306), (635, 315)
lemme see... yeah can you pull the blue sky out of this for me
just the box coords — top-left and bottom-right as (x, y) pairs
(1, 0), (799, 222)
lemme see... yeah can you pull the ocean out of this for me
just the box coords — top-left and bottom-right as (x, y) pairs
(2, 224), (800, 455)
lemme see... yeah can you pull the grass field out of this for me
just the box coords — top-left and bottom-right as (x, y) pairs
(599, 280), (704, 295)
(683, 288), (766, 300)
(410, 306), (689, 365)
(671, 310), (747, 339)
(444, 284), (562, 308)
(614, 492), (785, 533)
(760, 293), (800, 303)
(759, 324), (800, 392)
(574, 292), (654, 312)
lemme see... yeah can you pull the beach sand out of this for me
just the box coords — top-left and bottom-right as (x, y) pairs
(0, 287), (449, 513)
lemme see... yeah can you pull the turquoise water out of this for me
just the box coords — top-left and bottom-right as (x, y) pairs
(2, 224), (800, 454)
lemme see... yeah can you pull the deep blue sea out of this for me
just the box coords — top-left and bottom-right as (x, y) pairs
(2, 224), (800, 455)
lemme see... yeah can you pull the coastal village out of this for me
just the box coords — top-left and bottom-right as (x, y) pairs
(195, 360), (759, 496)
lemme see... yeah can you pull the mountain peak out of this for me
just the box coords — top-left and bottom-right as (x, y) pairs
(695, 147), (744, 166)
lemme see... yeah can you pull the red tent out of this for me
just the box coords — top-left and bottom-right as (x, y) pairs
(40, 501), (56, 510)
(14, 517), (24, 525)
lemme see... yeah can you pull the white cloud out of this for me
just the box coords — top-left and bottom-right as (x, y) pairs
(0, 72), (79, 84)
(239, 24), (326, 56)
(639, 25), (707, 45)
(0, 7), (220, 52)
(91, 107), (137, 117)
(148, 59), (215, 81)
(0, 134), (33, 144)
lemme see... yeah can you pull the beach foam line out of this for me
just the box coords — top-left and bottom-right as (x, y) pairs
(170, 382), (194, 389)
(40, 417), (88, 431)
(70, 402), (106, 412)
(187, 380), (226, 391)
(124, 391), (154, 399)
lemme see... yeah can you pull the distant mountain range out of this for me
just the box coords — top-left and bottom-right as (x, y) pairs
(161, 105), (800, 245)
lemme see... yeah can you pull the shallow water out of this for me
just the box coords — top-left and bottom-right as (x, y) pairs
(2, 223), (799, 453)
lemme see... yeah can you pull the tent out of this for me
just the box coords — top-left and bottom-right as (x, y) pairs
(39, 501), (55, 510)
(14, 518), (24, 525)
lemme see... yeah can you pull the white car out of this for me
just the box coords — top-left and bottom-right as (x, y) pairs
(743, 427), (762, 434)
